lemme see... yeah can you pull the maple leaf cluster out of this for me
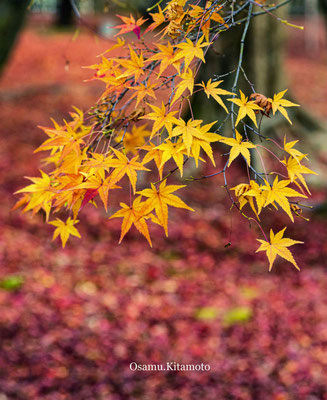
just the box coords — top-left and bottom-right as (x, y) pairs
(14, 0), (317, 271)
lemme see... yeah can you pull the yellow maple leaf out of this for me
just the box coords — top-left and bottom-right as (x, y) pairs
(56, 146), (88, 175)
(110, 196), (153, 246)
(198, 79), (233, 113)
(68, 106), (90, 132)
(52, 173), (85, 214)
(140, 143), (165, 180)
(15, 170), (52, 194)
(243, 180), (268, 215)
(49, 217), (81, 248)
(35, 123), (85, 161)
(129, 83), (157, 106)
(15, 179), (54, 221)
(256, 227), (303, 271)
(170, 118), (208, 156)
(173, 35), (210, 69)
(219, 130), (256, 166)
(283, 136), (308, 163)
(227, 90), (263, 127)
(263, 177), (307, 222)
(282, 155), (317, 194)
(101, 65), (127, 98)
(188, 4), (228, 40)
(267, 89), (299, 124)
(117, 47), (146, 81)
(231, 182), (259, 218)
(15, 169), (58, 221)
(97, 38), (125, 57)
(141, 102), (178, 138)
(84, 57), (116, 80)
(189, 122), (222, 167)
(84, 153), (113, 174)
(156, 139), (186, 176)
(148, 42), (180, 78)
(137, 179), (194, 235)
(85, 57), (127, 97)
(171, 68), (194, 105)
(107, 148), (150, 193)
(115, 124), (151, 154)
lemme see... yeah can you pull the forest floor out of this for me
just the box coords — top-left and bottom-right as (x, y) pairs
(0, 15), (327, 400)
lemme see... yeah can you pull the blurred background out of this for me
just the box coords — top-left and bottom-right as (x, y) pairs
(0, 1), (327, 399)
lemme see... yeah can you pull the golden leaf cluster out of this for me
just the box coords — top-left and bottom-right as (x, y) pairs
(14, 0), (316, 271)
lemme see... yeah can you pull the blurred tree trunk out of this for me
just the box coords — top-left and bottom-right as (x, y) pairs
(0, 0), (29, 74)
(247, 5), (322, 136)
(318, 0), (327, 32)
(56, 0), (74, 27)
(94, 0), (105, 13)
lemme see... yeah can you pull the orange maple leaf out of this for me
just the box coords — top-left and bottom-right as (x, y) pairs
(129, 83), (157, 107)
(145, 6), (166, 33)
(114, 14), (147, 39)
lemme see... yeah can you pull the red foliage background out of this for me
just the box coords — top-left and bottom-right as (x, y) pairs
(0, 15), (326, 400)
